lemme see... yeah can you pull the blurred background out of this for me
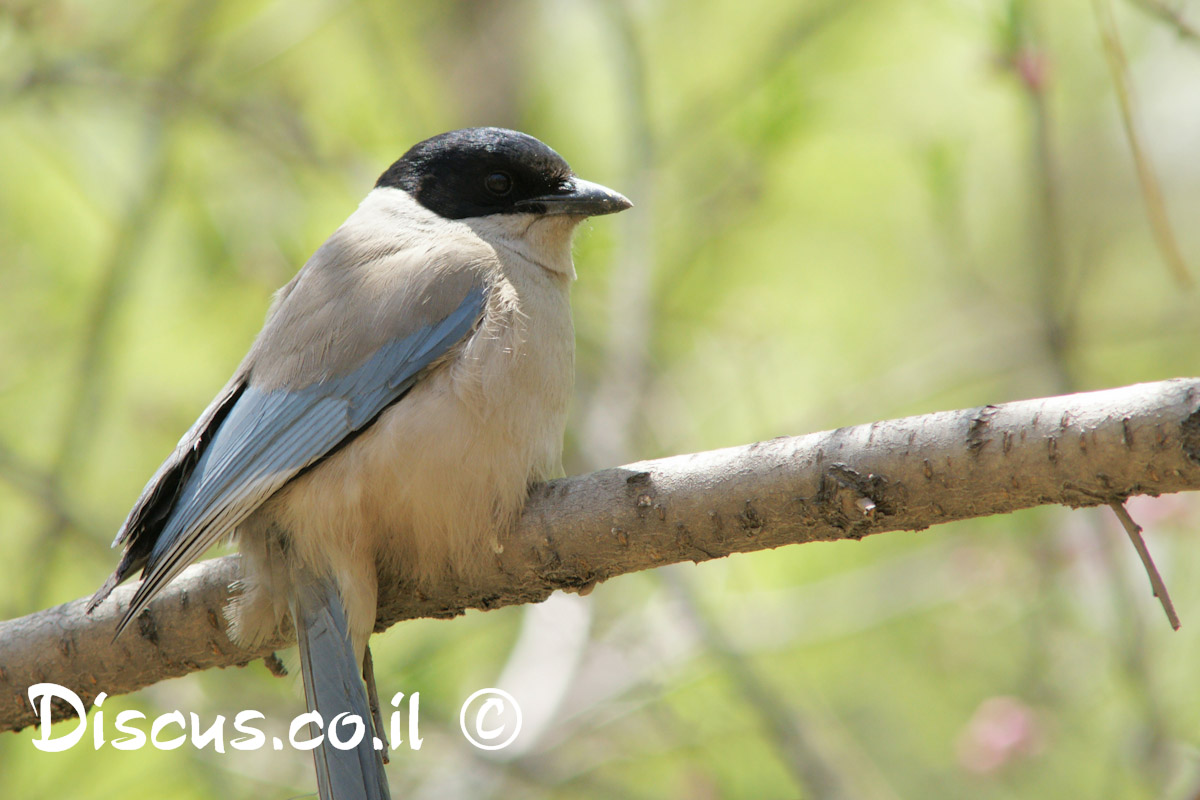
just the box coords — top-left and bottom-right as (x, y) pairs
(2, 0), (1200, 797)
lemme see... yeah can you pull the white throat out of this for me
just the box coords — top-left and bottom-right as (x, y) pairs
(464, 213), (582, 281)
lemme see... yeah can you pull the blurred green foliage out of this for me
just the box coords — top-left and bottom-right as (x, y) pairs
(2, 0), (1200, 797)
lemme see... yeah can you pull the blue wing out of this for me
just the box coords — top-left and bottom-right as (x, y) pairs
(113, 286), (487, 634)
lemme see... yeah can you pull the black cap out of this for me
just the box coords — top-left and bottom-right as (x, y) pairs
(377, 128), (631, 220)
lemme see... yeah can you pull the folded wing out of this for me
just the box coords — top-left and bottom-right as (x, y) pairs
(92, 280), (487, 634)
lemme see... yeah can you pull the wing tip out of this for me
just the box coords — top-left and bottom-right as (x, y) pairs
(86, 571), (144, 644)
(85, 576), (117, 615)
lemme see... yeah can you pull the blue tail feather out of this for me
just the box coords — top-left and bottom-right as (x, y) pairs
(292, 575), (390, 800)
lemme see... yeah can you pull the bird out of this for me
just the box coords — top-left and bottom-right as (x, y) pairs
(87, 127), (631, 799)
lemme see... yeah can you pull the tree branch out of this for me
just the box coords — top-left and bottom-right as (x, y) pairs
(3, 378), (1199, 734)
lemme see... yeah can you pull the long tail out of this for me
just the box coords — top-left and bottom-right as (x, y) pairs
(292, 574), (391, 800)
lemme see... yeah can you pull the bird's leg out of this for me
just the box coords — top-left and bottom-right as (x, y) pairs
(363, 644), (390, 763)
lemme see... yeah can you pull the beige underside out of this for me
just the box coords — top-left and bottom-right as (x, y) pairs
(227, 192), (580, 662)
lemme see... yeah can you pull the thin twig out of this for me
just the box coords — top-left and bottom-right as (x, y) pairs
(662, 569), (852, 800)
(580, 0), (658, 469)
(666, 0), (860, 154)
(1108, 501), (1181, 630)
(25, 140), (171, 609)
(0, 439), (101, 548)
(1002, 0), (1078, 392)
(1096, 0), (1193, 287)
(1127, 0), (1200, 40)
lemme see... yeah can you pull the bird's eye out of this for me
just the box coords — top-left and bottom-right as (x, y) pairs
(485, 171), (513, 196)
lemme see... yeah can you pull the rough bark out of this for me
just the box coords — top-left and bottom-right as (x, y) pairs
(2, 378), (1199, 734)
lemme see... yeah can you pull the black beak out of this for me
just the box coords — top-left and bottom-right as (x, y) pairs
(514, 178), (633, 217)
